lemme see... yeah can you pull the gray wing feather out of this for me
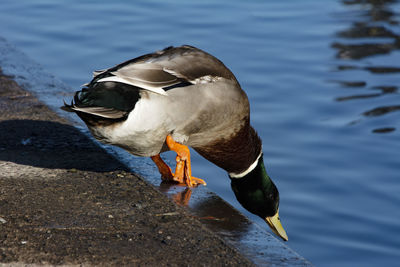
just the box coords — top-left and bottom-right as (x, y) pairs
(94, 46), (237, 95)
(67, 106), (127, 119)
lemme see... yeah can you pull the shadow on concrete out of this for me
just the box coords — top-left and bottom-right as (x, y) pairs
(0, 119), (127, 172)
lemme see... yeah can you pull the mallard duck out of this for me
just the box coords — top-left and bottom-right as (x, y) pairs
(62, 45), (288, 241)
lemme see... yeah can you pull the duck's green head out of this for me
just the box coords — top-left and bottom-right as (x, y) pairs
(229, 154), (288, 241)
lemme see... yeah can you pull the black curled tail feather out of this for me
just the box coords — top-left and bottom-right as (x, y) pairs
(61, 81), (141, 127)
(60, 100), (75, 112)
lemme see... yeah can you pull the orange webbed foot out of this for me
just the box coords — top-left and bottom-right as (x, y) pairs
(150, 136), (206, 188)
(166, 135), (206, 187)
(173, 155), (206, 187)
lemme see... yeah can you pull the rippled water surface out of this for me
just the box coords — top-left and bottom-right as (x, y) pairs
(1, 1), (400, 266)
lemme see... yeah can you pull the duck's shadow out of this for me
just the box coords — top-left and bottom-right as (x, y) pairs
(0, 119), (127, 172)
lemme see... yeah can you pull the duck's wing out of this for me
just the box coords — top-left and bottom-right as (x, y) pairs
(63, 45), (238, 119)
(92, 45), (238, 96)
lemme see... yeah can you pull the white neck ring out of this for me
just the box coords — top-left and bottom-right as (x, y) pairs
(229, 151), (262, 179)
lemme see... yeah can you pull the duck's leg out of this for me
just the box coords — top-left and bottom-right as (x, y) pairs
(165, 135), (207, 187)
(151, 154), (174, 181)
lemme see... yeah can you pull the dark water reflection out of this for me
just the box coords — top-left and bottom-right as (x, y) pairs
(158, 183), (250, 233)
(332, 0), (400, 133)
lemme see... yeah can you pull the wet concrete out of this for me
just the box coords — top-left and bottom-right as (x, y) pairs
(0, 71), (255, 266)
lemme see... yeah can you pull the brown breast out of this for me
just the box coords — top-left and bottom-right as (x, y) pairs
(193, 120), (262, 174)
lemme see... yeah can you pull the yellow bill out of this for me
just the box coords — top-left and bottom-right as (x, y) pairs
(265, 209), (288, 241)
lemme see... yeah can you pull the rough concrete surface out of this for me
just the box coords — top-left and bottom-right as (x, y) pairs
(0, 70), (255, 266)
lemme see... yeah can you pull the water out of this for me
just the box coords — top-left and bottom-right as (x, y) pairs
(1, 1), (400, 266)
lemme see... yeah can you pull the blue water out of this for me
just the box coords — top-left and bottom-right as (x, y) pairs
(1, 1), (400, 266)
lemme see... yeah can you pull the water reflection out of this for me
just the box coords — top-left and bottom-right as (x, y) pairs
(332, 84), (397, 101)
(362, 105), (400, 116)
(332, 0), (400, 133)
(158, 182), (250, 237)
(159, 183), (193, 206)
